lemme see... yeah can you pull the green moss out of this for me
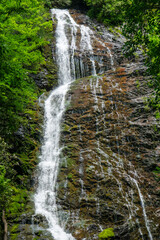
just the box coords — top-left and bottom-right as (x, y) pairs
(153, 167), (160, 181)
(66, 157), (75, 167)
(60, 155), (75, 168)
(10, 233), (19, 240)
(64, 143), (78, 149)
(7, 188), (28, 219)
(10, 224), (19, 233)
(61, 124), (70, 132)
(36, 230), (43, 236)
(67, 173), (73, 179)
(98, 228), (115, 240)
(62, 144), (79, 158)
(136, 80), (140, 89)
(71, 125), (79, 130)
(108, 26), (122, 38)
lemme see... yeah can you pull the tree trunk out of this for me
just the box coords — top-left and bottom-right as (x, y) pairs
(2, 210), (7, 240)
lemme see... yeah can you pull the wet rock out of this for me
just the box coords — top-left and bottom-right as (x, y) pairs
(8, 213), (53, 240)
(30, 39), (58, 91)
(56, 43), (160, 239)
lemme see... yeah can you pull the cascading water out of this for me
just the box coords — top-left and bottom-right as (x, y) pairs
(89, 73), (153, 239)
(34, 9), (77, 240)
(34, 8), (101, 240)
(34, 8), (155, 240)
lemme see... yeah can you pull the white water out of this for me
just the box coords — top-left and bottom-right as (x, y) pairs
(80, 26), (96, 75)
(90, 69), (153, 239)
(34, 9), (77, 240)
(34, 8), (100, 240)
(130, 176), (153, 240)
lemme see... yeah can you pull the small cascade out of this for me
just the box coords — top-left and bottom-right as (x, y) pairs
(88, 69), (153, 239)
(130, 176), (153, 240)
(80, 26), (96, 75)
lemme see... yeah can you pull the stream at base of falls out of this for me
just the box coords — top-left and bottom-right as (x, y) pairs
(34, 8), (155, 240)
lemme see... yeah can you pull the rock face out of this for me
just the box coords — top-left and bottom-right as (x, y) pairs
(55, 10), (160, 240)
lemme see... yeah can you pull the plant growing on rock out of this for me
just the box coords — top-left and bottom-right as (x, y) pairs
(98, 228), (115, 239)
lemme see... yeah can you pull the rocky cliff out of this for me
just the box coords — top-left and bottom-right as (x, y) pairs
(55, 10), (160, 240)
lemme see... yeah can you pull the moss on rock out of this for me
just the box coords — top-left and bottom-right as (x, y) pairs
(98, 228), (115, 240)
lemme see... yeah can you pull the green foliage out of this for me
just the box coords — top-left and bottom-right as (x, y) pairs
(7, 187), (28, 217)
(98, 228), (115, 239)
(0, 165), (12, 211)
(123, 0), (160, 112)
(0, 103), (42, 232)
(0, 137), (16, 180)
(70, 0), (87, 10)
(153, 167), (160, 174)
(0, 0), (52, 229)
(51, 0), (72, 8)
(67, 173), (73, 179)
(84, 0), (160, 114)
(84, 0), (130, 26)
(0, 0), (52, 138)
(153, 166), (160, 181)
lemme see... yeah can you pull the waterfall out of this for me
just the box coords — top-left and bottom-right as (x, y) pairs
(34, 8), (154, 240)
(34, 9), (76, 240)
(34, 9), (98, 239)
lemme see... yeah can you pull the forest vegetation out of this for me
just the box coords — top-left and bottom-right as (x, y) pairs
(84, 0), (160, 111)
(0, 0), (52, 235)
(0, 0), (159, 237)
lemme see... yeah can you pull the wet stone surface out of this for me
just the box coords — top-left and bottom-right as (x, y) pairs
(52, 10), (160, 240)
(57, 66), (160, 239)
